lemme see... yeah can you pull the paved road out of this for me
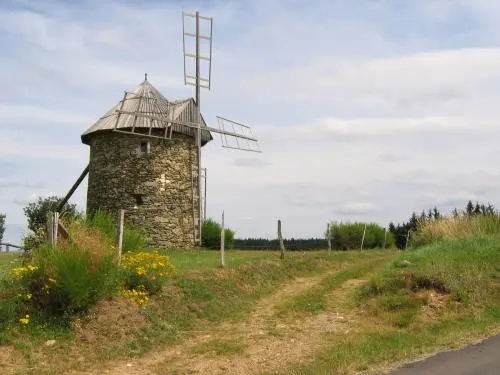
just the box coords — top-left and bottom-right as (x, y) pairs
(390, 335), (500, 374)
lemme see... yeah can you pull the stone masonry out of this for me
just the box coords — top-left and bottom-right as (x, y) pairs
(86, 130), (200, 249)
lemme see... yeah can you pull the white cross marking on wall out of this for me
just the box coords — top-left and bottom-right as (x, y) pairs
(159, 173), (171, 192)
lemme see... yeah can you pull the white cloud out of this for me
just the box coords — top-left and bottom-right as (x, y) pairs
(3, 0), (500, 243)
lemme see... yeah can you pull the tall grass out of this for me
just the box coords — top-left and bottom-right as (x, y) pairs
(86, 210), (148, 251)
(413, 215), (500, 247)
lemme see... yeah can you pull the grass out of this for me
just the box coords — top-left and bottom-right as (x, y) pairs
(413, 214), (500, 246)
(0, 252), (21, 276)
(269, 235), (500, 374)
(3, 235), (500, 375)
(1, 249), (381, 374)
(161, 249), (317, 274)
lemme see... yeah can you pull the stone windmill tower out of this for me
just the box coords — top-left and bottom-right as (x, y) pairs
(71, 11), (260, 250)
(81, 75), (212, 249)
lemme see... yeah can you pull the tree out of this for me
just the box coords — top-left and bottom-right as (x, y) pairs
(23, 196), (80, 233)
(466, 200), (474, 216)
(202, 217), (235, 250)
(474, 202), (481, 216)
(0, 213), (5, 244)
(433, 206), (441, 219)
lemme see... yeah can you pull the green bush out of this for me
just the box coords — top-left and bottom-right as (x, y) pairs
(202, 218), (235, 250)
(23, 196), (81, 233)
(30, 244), (121, 316)
(327, 221), (394, 250)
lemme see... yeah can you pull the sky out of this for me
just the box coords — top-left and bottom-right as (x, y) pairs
(2, 0), (500, 243)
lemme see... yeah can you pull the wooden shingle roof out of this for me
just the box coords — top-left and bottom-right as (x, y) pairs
(81, 76), (212, 145)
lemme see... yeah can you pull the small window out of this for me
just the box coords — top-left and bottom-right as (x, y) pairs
(134, 194), (143, 206)
(139, 140), (150, 154)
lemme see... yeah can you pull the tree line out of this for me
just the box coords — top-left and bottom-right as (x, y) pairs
(8, 195), (500, 252)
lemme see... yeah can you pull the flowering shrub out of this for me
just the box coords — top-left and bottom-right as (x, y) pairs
(121, 251), (175, 295)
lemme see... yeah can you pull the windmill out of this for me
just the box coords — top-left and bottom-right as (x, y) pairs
(106, 10), (261, 246)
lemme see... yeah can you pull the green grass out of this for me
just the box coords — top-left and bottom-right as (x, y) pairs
(161, 249), (312, 274)
(269, 235), (500, 374)
(191, 338), (247, 355)
(0, 252), (21, 276)
(272, 310), (500, 375)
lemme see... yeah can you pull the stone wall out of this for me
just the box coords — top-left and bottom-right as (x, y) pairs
(85, 130), (199, 249)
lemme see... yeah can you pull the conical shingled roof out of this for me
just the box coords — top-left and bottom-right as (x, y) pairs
(81, 76), (212, 145)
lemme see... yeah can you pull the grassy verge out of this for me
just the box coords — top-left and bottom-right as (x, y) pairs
(270, 236), (500, 374)
(1, 250), (387, 374)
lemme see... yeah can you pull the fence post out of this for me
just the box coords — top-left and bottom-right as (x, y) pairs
(220, 210), (225, 267)
(278, 219), (285, 260)
(405, 230), (410, 250)
(360, 224), (367, 251)
(117, 209), (125, 264)
(383, 227), (387, 249)
(47, 211), (59, 247)
(6, 244), (9, 253)
(327, 223), (332, 255)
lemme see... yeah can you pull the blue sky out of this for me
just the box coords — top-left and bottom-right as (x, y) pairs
(2, 0), (500, 243)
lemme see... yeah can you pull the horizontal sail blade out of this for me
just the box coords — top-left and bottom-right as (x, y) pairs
(217, 116), (261, 153)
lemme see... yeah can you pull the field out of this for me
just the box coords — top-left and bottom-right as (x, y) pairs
(1, 240), (500, 375)
(0, 253), (20, 275)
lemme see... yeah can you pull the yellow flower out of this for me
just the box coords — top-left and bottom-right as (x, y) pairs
(19, 315), (29, 325)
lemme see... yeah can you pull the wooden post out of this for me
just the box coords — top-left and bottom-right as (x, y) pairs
(405, 230), (410, 250)
(47, 211), (59, 247)
(278, 219), (285, 260)
(360, 224), (367, 251)
(5, 244), (9, 253)
(327, 223), (332, 255)
(220, 210), (225, 267)
(383, 227), (387, 249)
(117, 209), (125, 264)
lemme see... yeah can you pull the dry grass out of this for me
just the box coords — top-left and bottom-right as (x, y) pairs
(414, 215), (500, 246)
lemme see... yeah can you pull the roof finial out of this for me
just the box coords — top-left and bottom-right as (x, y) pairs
(144, 73), (148, 81)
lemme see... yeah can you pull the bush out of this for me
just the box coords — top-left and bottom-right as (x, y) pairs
(120, 251), (175, 295)
(23, 196), (81, 233)
(0, 211), (173, 329)
(0, 241), (121, 324)
(327, 221), (394, 250)
(202, 218), (235, 250)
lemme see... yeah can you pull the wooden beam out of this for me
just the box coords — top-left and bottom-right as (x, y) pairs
(56, 164), (89, 213)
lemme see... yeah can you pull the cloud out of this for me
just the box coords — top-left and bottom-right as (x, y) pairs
(336, 203), (376, 215)
(230, 157), (271, 168)
(2, 0), (500, 242)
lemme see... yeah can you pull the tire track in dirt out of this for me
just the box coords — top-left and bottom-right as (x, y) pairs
(75, 264), (374, 375)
